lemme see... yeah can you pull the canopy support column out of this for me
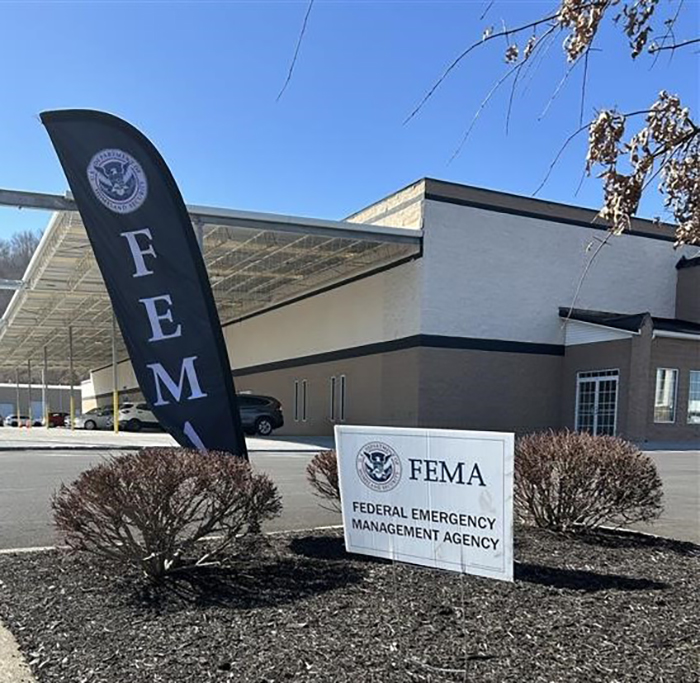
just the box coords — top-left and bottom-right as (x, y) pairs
(112, 312), (119, 434)
(43, 346), (48, 428)
(68, 325), (75, 430)
(15, 368), (20, 427)
(27, 359), (32, 429)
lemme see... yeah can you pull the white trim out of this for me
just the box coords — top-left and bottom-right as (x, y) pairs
(329, 375), (337, 422)
(561, 317), (639, 336)
(653, 368), (679, 424)
(564, 319), (635, 346)
(301, 379), (308, 422)
(687, 370), (700, 425)
(652, 331), (700, 341)
(293, 380), (300, 422)
(339, 374), (347, 422)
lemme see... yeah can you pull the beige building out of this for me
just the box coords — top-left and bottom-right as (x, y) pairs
(76, 179), (700, 444)
(2, 179), (696, 444)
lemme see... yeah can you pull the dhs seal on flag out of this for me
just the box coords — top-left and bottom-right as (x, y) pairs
(87, 148), (148, 214)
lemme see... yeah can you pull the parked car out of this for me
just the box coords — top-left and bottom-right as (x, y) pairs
(118, 403), (160, 432)
(74, 406), (113, 430)
(3, 414), (42, 427)
(238, 394), (284, 436)
(44, 412), (69, 428)
(0, 415), (4, 427)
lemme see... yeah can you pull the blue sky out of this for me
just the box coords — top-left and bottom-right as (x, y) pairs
(0, 0), (697, 239)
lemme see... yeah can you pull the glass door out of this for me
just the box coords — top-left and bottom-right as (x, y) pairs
(575, 370), (619, 436)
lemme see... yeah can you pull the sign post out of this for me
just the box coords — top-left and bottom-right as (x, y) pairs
(335, 425), (514, 582)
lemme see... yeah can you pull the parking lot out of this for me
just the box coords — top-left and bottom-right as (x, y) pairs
(0, 447), (341, 550)
(0, 429), (697, 550)
(0, 427), (332, 453)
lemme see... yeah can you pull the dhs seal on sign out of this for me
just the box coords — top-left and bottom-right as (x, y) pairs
(356, 442), (402, 492)
(87, 149), (148, 214)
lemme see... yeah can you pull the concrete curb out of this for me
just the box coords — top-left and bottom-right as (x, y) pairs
(0, 546), (66, 555)
(0, 620), (37, 683)
(0, 525), (345, 556)
(0, 446), (322, 453)
(0, 446), (138, 452)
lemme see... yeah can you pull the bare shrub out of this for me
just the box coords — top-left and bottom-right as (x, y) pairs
(52, 448), (282, 579)
(515, 430), (663, 532)
(306, 450), (341, 512)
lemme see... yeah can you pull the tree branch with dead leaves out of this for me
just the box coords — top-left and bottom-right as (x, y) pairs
(407, 0), (698, 244)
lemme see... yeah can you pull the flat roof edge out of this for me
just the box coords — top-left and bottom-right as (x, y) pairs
(423, 178), (678, 237)
(0, 189), (422, 243)
(186, 204), (423, 242)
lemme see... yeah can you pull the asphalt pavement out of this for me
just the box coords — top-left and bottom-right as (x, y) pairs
(0, 428), (334, 452)
(628, 450), (699, 543)
(0, 449), (341, 550)
(0, 447), (696, 550)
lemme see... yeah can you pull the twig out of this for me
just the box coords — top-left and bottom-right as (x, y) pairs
(505, 62), (521, 136)
(506, 26), (557, 134)
(539, 49), (587, 121)
(640, 130), (698, 194)
(650, 0), (685, 69)
(277, 0), (315, 101)
(649, 36), (700, 53)
(519, 29), (558, 97)
(479, 0), (495, 21)
(501, 18), (510, 49)
(561, 230), (614, 328)
(533, 108), (658, 196)
(449, 60), (525, 162)
(580, 49), (590, 126)
(403, 10), (567, 124)
(532, 122), (591, 196)
(574, 165), (587, 196)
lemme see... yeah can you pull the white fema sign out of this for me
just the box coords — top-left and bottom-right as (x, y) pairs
(336, 425), (514, 582)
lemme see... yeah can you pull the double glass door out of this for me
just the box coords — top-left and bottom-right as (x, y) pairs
(575, 370), (619, 436)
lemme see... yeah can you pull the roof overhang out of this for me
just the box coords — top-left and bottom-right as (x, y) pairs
(0, 189), (422, 376)
(652, 330), (700, 341)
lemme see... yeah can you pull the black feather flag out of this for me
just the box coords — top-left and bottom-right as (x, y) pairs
(41, 109), (247, 457)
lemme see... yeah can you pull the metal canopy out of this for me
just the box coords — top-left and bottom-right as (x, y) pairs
(0, 191), (422, 376)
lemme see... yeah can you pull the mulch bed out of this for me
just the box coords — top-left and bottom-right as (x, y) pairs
(0, 527), (698, 683)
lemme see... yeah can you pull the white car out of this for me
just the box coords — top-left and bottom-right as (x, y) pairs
(3, 414), (42, 427)
(74, 407), (113, 430)
(118, 402), (160, 432)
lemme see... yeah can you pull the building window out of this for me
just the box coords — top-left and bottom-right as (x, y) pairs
(301, 380), (308, 422)
(654, 368), (678, 423)
(293, 380), (300, 422)
(339, 374), (347, 422)
(329, 376), (337, 422)
(688, 371), (700, 424)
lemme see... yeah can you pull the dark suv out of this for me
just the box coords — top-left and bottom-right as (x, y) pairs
(238, 394), (284, 436)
